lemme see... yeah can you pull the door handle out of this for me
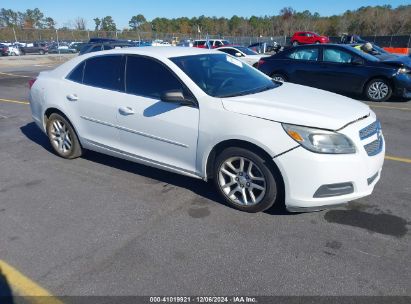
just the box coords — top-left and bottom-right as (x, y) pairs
(119, 106), (135, 115)
(66, 94), (78, 101)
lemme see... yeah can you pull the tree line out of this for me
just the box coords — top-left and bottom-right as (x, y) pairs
(1, 5), (410, 36)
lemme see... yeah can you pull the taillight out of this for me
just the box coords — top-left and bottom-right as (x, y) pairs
(28, 78), (37, 89)
(257, 59), (266, 67)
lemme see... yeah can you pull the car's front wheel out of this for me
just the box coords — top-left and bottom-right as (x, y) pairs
(213, 147), (280, 213)
(365, 78), (392, 102)
(292, 41), (299, 46)
(46, 113), (82, 159)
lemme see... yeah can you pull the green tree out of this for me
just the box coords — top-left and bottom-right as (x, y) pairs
(101, 16), (116, 31)
(93, 17), (101, 30)
(24, 8), (44, 28)
(43, 17), (56, 29)
(129, 14), (146, 30)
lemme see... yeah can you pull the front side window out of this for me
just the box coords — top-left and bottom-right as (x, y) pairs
(287, 48), (319, 61)
(125, 56), (186, 99)
(83, 55), (124, 91)
(171, 54), (279, 98)
(323, 48), (353, 63)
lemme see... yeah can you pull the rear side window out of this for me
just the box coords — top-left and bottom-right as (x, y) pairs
(83, 55), (124, 91)
(125, 56), (185, 99)
(287, 48), (319, 61)
(67, 61), (85, 83)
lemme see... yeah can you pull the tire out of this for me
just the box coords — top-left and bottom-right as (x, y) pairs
(271, 73), (286, 82)
(365, 78), (392, 102)
(39, 50), (45, 55)
(315, 41), (321, 44)
(292, 41), (299, 46)
(213, 147), (280, 213)
(46, 113), (82, 159)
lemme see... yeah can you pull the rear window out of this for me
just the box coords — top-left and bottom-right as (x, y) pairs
(83, 55), (124, 91)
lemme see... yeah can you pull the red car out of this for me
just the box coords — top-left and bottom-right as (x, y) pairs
(290, 31), (329, 46)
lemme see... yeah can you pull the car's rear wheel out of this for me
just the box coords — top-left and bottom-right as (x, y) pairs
(365, 78), (392, 102)
(46, 113), (82, 159)
(39, 50), (45, 55)
(271, 73), (286, 82)
(315, 41), (321, 44)
(213, 147), (279, 213)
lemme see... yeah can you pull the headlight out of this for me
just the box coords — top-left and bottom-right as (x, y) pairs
(282, 123), (356, 154)
(398, 67), (410, 74)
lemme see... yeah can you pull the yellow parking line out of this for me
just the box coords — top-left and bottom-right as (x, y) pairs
(369, 104), (411, 111)
(0, 260), (63, 304)
(0, 72), (31, 78)
(0, 98), (29, 105)
(385, 155), (411, 164)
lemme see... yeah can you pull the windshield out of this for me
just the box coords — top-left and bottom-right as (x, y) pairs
(235, 46), (258, 55)
(171, 54), (278, 98)
(349, 47), (380, 62)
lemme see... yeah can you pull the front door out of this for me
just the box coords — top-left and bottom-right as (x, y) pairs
(116, 55), (199, 174)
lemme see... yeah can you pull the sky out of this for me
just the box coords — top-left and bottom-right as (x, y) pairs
(1, 0), (410, 30)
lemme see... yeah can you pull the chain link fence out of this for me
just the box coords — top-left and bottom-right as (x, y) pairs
(1, 28), (411, 48)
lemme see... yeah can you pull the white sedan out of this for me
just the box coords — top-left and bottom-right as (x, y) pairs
(217, 46), (269, 67)
(29, 47), (384, 213)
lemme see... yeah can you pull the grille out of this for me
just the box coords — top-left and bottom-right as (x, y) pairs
(359, 120), (380, 140)
(364, 137), (383, 156)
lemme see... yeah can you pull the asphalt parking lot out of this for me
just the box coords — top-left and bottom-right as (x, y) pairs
(0, 60), (410, 298)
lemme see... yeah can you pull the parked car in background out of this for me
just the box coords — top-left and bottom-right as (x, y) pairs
(0, 44), (21, 56)
(217, 46), (269, 67)
(29, 47), (384, 213)
(69, 42), (87, 52)
(79, 42), (134, 55)
(257, 44), (411, 101)
(193, 39), (231, 49)
(177, 39), (194, 47)
(20, 42), (48, 55)
(291, 31), (329, 46)
(49, 46), (77, 54)
(7, 45), (21, 56)
(0, 43), (9, 56)
(340, 34), (367, 44)
(248, 41), (282, 54)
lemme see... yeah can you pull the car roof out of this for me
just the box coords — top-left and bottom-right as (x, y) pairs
(51, 46), (222, 78)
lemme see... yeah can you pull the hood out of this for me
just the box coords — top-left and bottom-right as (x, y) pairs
(221, 83), (370, 130)
(379, 54), (411, 68)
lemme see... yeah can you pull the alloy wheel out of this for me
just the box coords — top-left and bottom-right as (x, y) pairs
(218, 156), (267, 206)
(49, 119), (73, 154)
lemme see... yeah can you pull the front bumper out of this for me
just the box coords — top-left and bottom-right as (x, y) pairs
(393, 74), (411, 98)
(274, 114), (385, 212)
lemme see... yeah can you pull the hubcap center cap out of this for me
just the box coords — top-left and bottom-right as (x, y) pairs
(238, 174), (248, 185)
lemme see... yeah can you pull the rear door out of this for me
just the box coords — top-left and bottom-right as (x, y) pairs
(63, 54), (125, 148)
(284, 47), (322, 87)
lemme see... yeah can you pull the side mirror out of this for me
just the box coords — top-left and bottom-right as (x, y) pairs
(161, 90), (194, 106)
(235, 52), (242, 57)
